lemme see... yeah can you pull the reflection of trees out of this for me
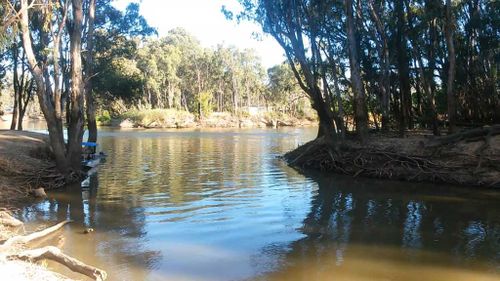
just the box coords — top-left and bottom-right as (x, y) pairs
(262, 174), (500, 280)
(20, 160), (161, 281)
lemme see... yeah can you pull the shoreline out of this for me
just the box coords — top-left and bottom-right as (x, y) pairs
(284, 128), (500, 188)
(106, 109), (318, 129)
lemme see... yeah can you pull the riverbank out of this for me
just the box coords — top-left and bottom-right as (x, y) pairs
(0, 130), (106, 280)
(284, 126), (500, 188)
(0, 130), (54, 205)
(105, 109), (317, 129)
(0, 131), (60, 279)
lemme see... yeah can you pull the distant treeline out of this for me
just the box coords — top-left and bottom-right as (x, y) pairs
(94, 27), (311, 118)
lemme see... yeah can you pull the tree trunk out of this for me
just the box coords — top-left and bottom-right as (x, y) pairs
(20, 0), (70, 173)
(426, 0), (440, 135)
(10, 44), (19, 131)
(396, 0), (411, 134)
(85, 0), (97, 144)
(67, 0), (86, 169)
(330, 60), (346, 137)
(368, 0), (390, 131)
(345, 0), (368, 141)
(445, 0), (457, 133)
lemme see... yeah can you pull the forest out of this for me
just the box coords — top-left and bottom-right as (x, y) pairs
(227, 0), (498, 140)
(0, 0), (498, 176)
(0, 1), (312, 130)
(0, 1), (499, 280)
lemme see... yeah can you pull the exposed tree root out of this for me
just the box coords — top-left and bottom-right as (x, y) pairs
(1, 216), (107, 280)
(285, 128), (500, 188)
(8, 246), (107, 281)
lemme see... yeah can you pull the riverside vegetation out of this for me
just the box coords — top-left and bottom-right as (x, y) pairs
(0, 0), (499, 280)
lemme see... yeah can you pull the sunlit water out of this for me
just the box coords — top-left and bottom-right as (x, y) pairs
(12, 126), (500, 281)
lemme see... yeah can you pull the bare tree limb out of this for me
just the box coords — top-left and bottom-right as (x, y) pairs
(8, 246), (107, 281)
(1, 220), (71, 248)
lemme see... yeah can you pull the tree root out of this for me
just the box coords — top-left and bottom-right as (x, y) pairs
(285, 128), (500, 188)
(8, 246), (107, 281)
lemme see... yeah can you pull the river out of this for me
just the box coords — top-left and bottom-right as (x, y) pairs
(14, 127), (500, 281)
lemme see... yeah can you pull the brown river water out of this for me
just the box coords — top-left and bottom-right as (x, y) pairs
(11, 126), (500, 281)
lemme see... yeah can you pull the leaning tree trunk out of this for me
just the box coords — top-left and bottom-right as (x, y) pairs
(19, 0), (70, 173)
(345, 0), (368, 142)
(85, 0), (97, 144)
(445, 0), (457, 133)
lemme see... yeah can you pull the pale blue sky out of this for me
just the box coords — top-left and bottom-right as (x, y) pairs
(113, 0), (286, 68)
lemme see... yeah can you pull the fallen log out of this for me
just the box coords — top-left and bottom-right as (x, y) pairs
(8, 246), (107, 281)
(1, 220), (71, 249)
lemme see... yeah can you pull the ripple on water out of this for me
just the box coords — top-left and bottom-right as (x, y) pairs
(15, 127), (500, 281)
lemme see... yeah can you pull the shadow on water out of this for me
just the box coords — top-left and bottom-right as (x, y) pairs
(257, 172), (500, 281)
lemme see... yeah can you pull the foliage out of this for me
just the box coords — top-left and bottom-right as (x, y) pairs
(122, 108), (195, 128)
(226, 0), (498, 138)
(97, 110), (112, 125)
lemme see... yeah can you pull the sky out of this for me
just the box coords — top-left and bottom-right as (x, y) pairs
(113, 0), (286, 68)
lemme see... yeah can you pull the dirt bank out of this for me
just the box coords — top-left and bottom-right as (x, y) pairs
(0, 130), (54, 205)
(285, 127), (500, 188)
(0, 131), (106, 280)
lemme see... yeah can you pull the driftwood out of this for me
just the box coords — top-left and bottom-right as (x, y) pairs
(0, 211), (23, 227)
(8, 246), (107, 281)
(1, 220), (71, 249)
(0, 217), (107, 280)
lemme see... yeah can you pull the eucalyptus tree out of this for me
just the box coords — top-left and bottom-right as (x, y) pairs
(17, 0), (85, 172)
(8, 38), (34, 131)
(229, 0), (344, 139)
(267, 62), (306, 115)
(345, 0), (369, 140)
(91, 1), (156, 106)
(444, 0), (456, 133)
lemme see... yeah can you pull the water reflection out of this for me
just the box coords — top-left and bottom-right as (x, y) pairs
(12, 128), (500, 281)
(261, 173), (500, 280)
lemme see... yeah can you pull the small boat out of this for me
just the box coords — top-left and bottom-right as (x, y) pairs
(80, 142), (106, 188)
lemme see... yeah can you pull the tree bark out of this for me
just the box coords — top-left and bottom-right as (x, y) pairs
(85, 0), (97, 144)
(67, 0), (86, 169)
(368, 0), (390, 131)
(1, 220), (71, 249)
(345, 0), (368, 141)
(20, 0), (70, 172)
(8, 246), (107, 281)
(445, 0), (457, 133)
(396, 0), (412, 134)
